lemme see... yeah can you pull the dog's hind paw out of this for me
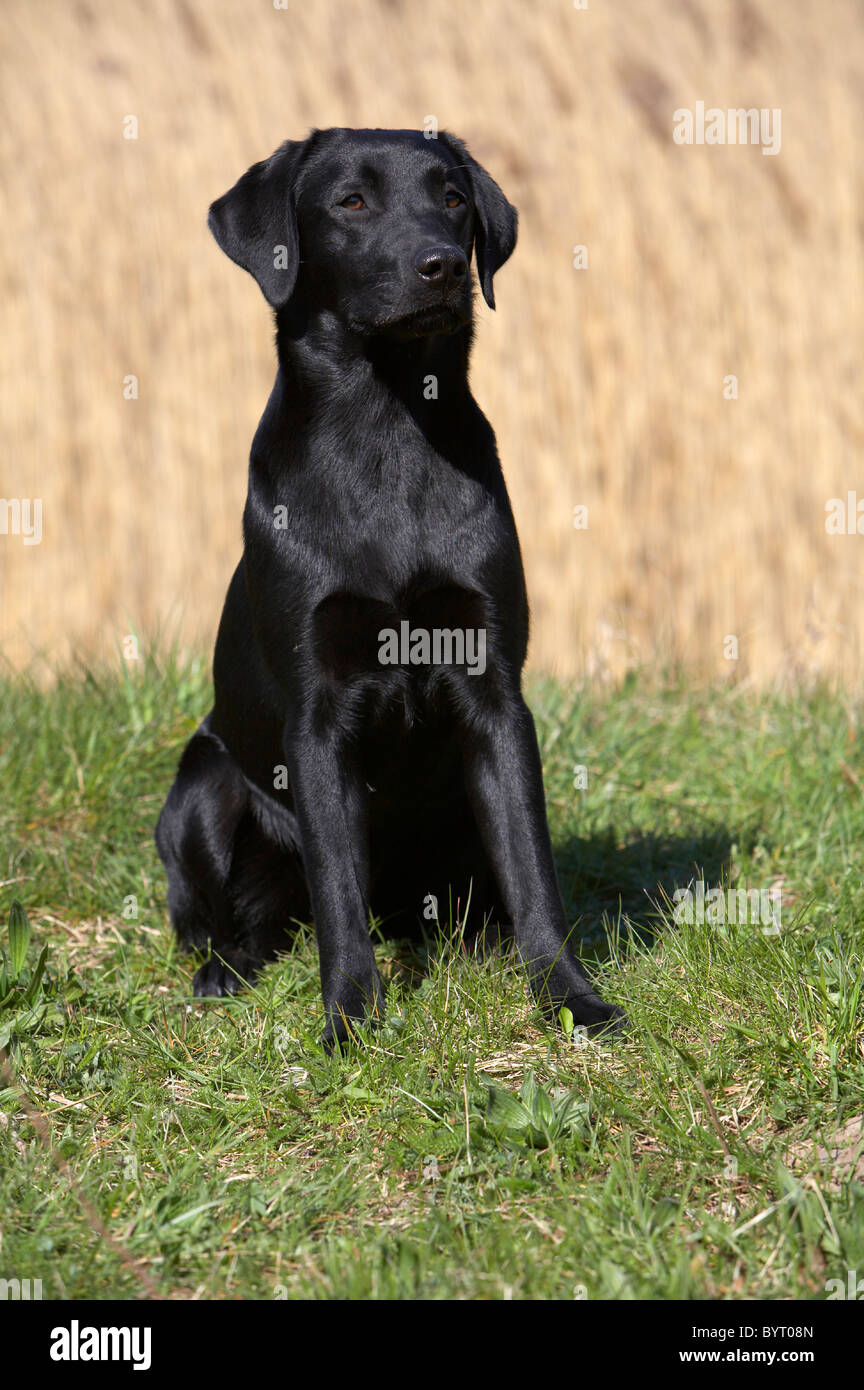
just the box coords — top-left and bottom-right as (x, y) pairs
(193, 951), (257, 998)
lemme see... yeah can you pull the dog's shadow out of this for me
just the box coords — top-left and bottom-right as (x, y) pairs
(378, 826), (737, 986)
(554, 825), (735, 957)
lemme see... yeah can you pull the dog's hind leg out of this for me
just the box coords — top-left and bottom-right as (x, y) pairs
(220, 789), (311, 990)
(156, 719), (249, 992)
(156, 719), (305, 997)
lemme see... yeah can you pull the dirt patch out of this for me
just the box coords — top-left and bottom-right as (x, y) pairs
(786, 1114), (864, 1191)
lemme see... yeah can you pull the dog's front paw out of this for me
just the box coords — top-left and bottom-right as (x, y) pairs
(568, 998), (629, 1039)
(321, 974), (385, 1053)
(530, 958), (629, 1040)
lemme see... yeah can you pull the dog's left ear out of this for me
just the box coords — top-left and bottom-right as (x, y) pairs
(208, 137), (312, 309)
(439, 131), (518, 310)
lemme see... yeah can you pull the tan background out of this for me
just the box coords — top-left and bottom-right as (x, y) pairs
(1, 0), (862, 684)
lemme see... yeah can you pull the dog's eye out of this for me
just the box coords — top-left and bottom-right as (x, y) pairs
(340, 193), (366, 210)
(445, 191), (465, 209)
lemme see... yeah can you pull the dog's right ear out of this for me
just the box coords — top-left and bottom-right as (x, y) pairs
(208, 138), (310, 309)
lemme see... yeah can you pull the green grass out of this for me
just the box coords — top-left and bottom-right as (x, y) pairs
(1, 653), (863, 1300)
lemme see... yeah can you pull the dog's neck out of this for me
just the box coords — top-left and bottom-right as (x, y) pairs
(251, 305), (493, 483)
(274, 305), (476, 423)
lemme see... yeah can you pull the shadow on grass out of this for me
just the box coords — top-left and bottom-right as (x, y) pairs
(373, 825), (738, 993)
(555, 826), (737, 957)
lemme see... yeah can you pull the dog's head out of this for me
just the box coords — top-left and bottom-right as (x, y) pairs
(207, 127), (517, 337)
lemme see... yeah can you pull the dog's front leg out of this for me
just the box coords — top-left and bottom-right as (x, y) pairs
(284, 725), (383, 1049)
(463, 696), (626, 1035)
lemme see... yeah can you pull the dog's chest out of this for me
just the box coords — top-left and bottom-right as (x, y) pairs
(309, 461), (499, 682)
(313, 578), (488, 684)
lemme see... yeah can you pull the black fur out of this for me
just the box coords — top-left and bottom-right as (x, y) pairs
(155, 127), (624, 1048)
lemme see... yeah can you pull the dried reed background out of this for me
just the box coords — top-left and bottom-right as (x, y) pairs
(1, 0), (862, 684)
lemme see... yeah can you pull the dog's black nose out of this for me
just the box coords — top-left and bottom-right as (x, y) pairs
(413, 246), (468, 287)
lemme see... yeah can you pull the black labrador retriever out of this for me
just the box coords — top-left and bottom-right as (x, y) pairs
(156, 126), (624, 1047)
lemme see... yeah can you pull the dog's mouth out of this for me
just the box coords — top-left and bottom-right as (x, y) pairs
(385, 303), (470, 339)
